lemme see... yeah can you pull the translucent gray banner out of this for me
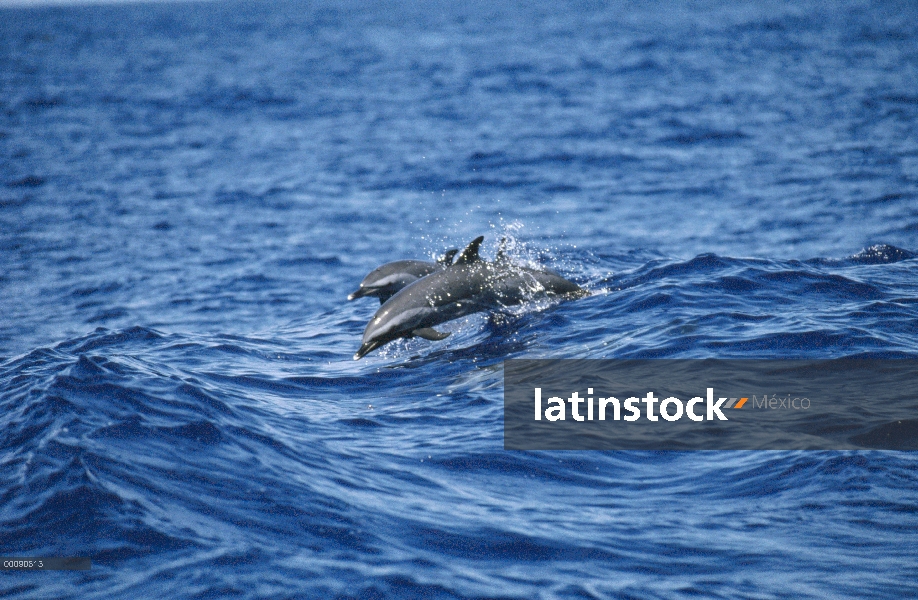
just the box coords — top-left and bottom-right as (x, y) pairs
(0, 557), (91, 570)
(504, 360), (918, 450)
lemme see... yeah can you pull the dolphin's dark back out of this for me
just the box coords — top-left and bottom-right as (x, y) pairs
(349, 260), (442, 303)
(349, 248), (459, 303)
(363, 260), (441, 284)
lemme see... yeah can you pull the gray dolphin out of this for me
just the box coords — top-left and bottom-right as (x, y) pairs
(354, 236), (587, 359)
(348, 248), (458, 304)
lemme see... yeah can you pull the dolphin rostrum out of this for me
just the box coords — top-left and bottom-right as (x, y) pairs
(353, 236), (587, 359)
(348, 248), (458, 304)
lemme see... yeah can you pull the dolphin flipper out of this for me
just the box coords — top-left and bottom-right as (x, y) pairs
(411, 328), (451, 341)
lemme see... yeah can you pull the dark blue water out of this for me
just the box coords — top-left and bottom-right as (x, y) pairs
(2, 0), (918, 597)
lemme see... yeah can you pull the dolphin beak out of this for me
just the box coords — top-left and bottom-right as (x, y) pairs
(348, 288), (367, 301)
(353, 339), (383, 360)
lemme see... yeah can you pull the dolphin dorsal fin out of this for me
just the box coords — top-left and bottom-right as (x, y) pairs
(437, 248), (459, 265)
(454, 236), (485, 265)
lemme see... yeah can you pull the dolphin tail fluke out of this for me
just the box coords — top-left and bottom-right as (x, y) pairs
(411, 328), (451, 341)
(455, 236), (485, 265)
(437, 248), (459, 265)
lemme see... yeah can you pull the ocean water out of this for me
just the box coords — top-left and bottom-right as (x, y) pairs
(2, 0), (918, 597)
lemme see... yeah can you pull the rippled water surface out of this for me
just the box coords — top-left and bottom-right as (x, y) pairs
(2, 0), (918, 597)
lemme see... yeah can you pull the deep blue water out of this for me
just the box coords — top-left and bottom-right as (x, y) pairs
(2, 0), (918, 597)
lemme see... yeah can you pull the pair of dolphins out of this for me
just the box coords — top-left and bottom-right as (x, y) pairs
(348, 236), (588, 359)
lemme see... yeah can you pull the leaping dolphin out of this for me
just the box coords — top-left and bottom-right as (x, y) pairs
(348, 248), (458, 304)
(354, 236), (587, 359)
